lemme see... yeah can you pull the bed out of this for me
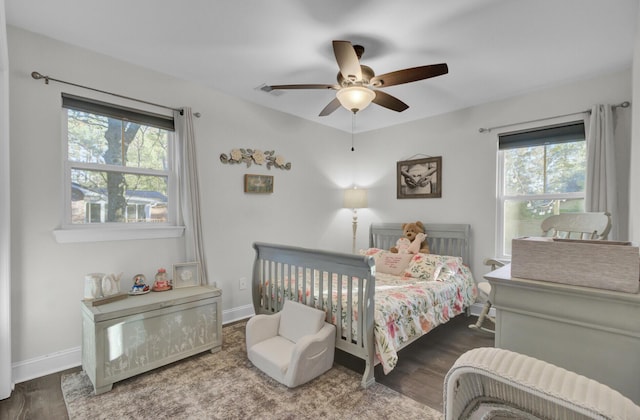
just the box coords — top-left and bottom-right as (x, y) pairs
(251, 223), (477, 388)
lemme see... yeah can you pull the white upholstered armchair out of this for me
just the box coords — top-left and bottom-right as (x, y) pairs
(444, 347), (640, 420)
(246, 299), (336, 388)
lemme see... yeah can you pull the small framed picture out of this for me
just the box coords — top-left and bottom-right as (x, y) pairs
(173, 262), (201, 289)
(244, 174), (274, 194)
(397, 156), (442, 199)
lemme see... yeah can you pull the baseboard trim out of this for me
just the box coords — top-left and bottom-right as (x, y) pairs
(11, 304), (257, 385)
(12, 346), (81, 385)
(222, 303), (254, 324)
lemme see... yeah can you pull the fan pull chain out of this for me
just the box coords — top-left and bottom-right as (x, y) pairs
(351, 112), (356, 151)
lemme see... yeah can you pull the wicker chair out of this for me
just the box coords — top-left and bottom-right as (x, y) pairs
(444, 347), (640, 420)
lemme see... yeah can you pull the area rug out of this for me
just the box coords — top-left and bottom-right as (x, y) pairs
(62, 321), (442, 419)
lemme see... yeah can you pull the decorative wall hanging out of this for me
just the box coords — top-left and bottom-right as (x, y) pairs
(220, 148), (291, 170)
(397, 156), (442, 199)
(244, 174), (274, 194)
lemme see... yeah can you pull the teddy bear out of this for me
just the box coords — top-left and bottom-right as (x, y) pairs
(390, 221), (430, 254)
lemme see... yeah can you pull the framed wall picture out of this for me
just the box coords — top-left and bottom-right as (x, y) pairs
(397, 156), (442, 199)
(244, 174), (274, 194)
(173, 262), (201, 288)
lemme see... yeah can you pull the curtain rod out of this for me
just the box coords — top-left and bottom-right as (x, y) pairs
(478, 101), (630, 133)
(30, 71), (201, 117)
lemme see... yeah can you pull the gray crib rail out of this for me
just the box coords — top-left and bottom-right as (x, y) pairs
(252, 242), (377, 388)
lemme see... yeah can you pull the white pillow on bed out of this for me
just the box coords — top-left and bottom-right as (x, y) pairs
(406, 253), (463, 281)
(360, 248), (413, 276)
(376, 253), (414, 276)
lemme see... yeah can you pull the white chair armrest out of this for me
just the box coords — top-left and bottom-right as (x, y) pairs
(444, 347), (640, 420)
(286, 323), (336, 386)
(245, 312), (281, 349)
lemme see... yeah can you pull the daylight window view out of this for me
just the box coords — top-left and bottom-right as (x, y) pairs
(66, 108), (172, 224)
(501, 140), (586, 254)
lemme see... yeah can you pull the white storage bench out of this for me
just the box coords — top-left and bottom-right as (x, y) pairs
(81, 286), (222, 394)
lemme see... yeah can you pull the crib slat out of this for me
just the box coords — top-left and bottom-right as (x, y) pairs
(346, 275), (353, 344)
(327, 271), (333, 323)
(357, 276), (364, 347)
(336, 273), (344, 341)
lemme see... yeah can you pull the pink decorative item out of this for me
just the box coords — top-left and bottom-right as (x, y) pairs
(407, 232), (427, 254)
(152, 268), (172, 292)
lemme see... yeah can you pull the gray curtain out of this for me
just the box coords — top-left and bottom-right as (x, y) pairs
(585, 104), (618, 240)
(175, 108), (209, 284)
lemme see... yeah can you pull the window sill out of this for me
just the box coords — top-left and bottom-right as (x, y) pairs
(53, 226), (185, 244)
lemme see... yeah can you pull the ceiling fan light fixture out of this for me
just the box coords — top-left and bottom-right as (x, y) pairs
(336, 86), (375, 113)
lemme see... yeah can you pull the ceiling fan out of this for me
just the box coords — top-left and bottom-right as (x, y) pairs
(266, 40), (448, 116)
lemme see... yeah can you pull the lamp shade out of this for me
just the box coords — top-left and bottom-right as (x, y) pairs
(343, 188), (368, 209)
(336, 86), (375, 113)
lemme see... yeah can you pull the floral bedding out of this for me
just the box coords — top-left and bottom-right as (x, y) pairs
(259, 250), (477, 374)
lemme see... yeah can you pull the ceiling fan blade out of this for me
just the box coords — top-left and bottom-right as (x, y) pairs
(319, 97), (341, 116)
(332, 40), (362, 82)
(370, 63), (448, 88)
(268, 84), (339, 90)
(372, 90), (409, 112)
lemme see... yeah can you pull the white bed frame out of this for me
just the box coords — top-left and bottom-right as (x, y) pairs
(251, 222), (471, 388)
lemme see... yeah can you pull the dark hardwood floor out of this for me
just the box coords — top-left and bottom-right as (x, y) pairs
(0, 366), (80, 420)
(335, 314), (494, 411)
(0, 314), (493, 419)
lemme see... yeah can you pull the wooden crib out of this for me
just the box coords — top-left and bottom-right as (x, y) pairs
(251, 222), (473, 387)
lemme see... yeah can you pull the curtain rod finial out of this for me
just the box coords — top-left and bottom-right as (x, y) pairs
(478, 127), (489, 133)
(31, 71), (50, 84)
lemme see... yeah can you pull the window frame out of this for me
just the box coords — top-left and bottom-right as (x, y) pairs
(496, 118), (586, 258)
(54, 94), (184, 243)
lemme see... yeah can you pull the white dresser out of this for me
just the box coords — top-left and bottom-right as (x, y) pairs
(81, 286), (222, 394)
(486, 264), (640, 404)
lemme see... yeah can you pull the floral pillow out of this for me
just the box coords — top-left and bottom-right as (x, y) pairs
(359, 248), (413, 276)
(406, 253), (463, 281)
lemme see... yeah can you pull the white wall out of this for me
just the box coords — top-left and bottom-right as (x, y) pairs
(630, 7), (640, 242)
(347, 70), (632, 276)
(7, 25), (633, 383)
(8, 26), (354, 382)
(0, 0), (13, 399)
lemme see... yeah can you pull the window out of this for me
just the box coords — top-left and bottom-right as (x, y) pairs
(57, 94), (182, 242)
(498, 122), (586, 257)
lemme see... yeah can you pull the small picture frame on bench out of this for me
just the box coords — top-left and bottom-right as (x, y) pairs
(173, 262), (201, 288)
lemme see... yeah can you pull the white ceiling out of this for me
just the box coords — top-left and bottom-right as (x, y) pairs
(5, 0), (639, 133)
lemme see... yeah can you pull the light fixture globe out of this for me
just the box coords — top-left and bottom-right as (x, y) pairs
(336, 86), (375, 113)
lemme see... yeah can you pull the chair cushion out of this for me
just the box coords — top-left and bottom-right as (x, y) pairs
(248, 335), (295, 383)
(278, 300), (325, 343)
